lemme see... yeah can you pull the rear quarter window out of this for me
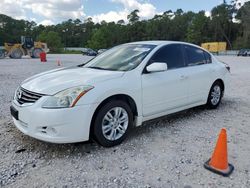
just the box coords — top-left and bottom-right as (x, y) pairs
(204, 51), (212, 64)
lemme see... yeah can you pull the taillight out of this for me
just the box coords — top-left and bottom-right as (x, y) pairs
(221, 61), (230, 73)
(225, 65), (230, 72)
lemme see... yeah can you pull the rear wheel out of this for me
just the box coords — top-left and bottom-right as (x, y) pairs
(0, 50), (5, 59)
(206, 81), (223, 109)
(32, 48), (43, 58)
(92, 100), (133, 147)
(11, 48), (23, 59)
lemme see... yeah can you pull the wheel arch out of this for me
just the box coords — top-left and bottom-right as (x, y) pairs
(213, 78), (225, 92)
(207, 78), (225, 101)
(206, 78), (225, 108)
(90, 94), (138, 136)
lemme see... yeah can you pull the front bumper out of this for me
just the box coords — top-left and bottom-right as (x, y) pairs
(11, 98), (99, 143)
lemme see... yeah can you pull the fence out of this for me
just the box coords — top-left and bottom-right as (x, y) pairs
(61, 48), (241, 56)
(64, 47), (87, 51)
(0, 46), (240, 56)
(217, 50), (239, 56)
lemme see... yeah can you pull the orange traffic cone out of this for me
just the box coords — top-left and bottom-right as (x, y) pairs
(204, 128), (234, 176)
(57, 60), (61, 66)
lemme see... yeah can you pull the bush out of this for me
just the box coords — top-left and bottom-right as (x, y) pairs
(48, 49), (82, 54)
(37, 31), (63, 52)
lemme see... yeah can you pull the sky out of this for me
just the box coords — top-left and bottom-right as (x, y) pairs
(0, 0), (248, 25)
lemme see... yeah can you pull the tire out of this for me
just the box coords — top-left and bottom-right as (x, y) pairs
(32, 48), (43, 58)
(0, 50), (5, 59)
(92, 100), (133, 147)
(206, 81), (223, 109)
(11, 48), (23, 59)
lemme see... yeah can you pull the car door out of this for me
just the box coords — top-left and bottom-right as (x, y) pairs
(183, 45), (214, 104)
(141, 44), (189, 117)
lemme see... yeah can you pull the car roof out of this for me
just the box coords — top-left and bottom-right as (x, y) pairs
(127, 40), (201, 48)
(125, 40), (214, 55)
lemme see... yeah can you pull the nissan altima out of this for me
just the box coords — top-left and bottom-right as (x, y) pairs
(10, 41), (230, 147)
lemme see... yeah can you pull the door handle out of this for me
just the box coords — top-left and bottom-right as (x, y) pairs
(180, 75), (188, 80)
(210, 68), (216, 72)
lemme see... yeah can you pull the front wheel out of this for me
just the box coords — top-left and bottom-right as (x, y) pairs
(92, 100), (133, 147)
(11, 48), (23, 59)
(206, 81), (223, 109)
(0, 50), (5, 59)
(32, 48), (43, 58)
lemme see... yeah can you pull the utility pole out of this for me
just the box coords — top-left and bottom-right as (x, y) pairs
(62, 28), (68, 50)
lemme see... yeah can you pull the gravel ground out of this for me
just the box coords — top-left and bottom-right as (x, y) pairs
(0, 54), (250, 187)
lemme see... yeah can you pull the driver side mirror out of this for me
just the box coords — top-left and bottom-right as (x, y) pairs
(146, 62), (168, 73)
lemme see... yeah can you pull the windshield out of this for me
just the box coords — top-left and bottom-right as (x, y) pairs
(84, 44), (156, 71)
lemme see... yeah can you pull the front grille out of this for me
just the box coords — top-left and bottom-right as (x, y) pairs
(16, 87), (45, 105)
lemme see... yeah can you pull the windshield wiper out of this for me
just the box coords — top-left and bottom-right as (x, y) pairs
(88, 66), (112, 70)
(78, 60), (92, 67)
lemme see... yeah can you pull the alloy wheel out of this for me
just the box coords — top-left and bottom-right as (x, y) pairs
(211, 85), (221, 105)
(101, 107), (129, 141)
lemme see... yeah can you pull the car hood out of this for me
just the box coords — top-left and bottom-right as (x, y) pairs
(21, 67), (124, 95)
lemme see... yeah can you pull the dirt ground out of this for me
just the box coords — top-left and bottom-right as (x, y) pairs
(0, 55), (250, 187)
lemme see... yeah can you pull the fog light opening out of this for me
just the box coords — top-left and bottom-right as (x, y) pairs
(41, 126), (47, 133)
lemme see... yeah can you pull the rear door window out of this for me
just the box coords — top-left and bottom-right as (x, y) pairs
(184, 45), (207, 66)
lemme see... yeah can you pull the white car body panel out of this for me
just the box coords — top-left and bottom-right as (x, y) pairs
(142, 68), (189, 116)
(11, 41), (230, 143)
(12, 97), (99, 143)
(21, 67), (124, 95)
(185, 64), (214, 104)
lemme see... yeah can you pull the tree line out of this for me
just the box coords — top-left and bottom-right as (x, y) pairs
(0, 1), (249, 52)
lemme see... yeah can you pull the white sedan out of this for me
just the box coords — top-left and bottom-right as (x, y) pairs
(10, 41), (230, 147)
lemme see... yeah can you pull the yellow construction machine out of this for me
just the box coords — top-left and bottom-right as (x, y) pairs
(201, 42), (227, 53)
(0, 36), (49, 59)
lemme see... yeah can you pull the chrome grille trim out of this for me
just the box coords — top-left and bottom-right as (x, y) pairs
(16, 87), (45, 105)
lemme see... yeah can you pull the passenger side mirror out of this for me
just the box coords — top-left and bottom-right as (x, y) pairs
(146, 62), (168, 73)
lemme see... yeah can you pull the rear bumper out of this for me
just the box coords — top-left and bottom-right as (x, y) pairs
(11, 99), (99, 143)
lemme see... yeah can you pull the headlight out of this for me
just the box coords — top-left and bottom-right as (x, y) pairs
(42, 85), (94, 108)
(13, 87), (20, 100)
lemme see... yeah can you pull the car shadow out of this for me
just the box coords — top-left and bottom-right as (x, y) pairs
(12, 129), (101, 160)
(128, 105), (207, 140)
(128, 97), (237, 141)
